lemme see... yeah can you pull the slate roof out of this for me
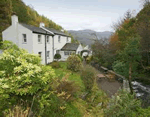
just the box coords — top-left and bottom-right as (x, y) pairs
(20, 23), (54, 35)
(61, 43), (79, 51)
(44, 27), (70, 37)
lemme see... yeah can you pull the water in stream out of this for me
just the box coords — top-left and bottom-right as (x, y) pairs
(132, 81), (150, 107)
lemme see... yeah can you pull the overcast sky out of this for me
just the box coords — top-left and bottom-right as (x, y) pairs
(23, 0), (143, 32)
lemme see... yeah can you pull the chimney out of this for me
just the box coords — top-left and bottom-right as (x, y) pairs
(11, 12), (18, 27)
(61, 29), (65, 32)
(39, 22), (45, 28)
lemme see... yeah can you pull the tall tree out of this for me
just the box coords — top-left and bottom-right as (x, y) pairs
(0, 0), (12, 42)
(113, 36), (141, 94)
(135, 4), (150, 68)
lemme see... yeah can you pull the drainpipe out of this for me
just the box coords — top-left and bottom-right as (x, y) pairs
(45, 33), (47, 65)
(52, 35), (54, 61)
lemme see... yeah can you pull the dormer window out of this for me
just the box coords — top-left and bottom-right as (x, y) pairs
(58, 36), (61, 43)
(23, 34), (27, 43)
(38, 35), (41, 43)
(47, 36), (49, 43)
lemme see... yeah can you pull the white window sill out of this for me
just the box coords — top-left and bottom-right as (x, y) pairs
(22, 42), (27, 44)
(38, 42), (42, 44)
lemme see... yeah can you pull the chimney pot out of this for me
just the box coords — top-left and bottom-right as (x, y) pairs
(40, 22), (45, 28)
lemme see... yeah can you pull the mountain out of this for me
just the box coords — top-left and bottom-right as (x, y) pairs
(68, 29), (113, 45)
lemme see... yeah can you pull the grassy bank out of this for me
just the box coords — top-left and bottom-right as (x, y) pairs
(48, 61), (108, 116)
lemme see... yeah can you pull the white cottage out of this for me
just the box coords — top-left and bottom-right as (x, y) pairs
(2, 14), (73, 64)
(59, 43), (83, 61)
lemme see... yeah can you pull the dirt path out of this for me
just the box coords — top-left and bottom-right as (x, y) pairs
(83, 63), (122, 97)
(95, 68), (122, 97)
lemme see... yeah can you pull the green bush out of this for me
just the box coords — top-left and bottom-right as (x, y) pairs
(56, 76), (79, 102)
(77, 54), (83, 61)
(51, 61), (60, 68)
(104, 89), (150, 117)
(54, 53), (61, 61)
(66, 55), (82, 72)
(85, 81), (109, 116)
(0, 41), (56, 116)
(80, 65), (97, 92)
(86, 55), (93, 64)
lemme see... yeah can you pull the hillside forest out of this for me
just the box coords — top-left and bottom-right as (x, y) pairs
(92, 1), (150, 86)
(0, 0), (76, 43)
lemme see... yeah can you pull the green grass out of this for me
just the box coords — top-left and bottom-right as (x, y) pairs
(49, 62), (85, 92)
(47, 62), (108, 116)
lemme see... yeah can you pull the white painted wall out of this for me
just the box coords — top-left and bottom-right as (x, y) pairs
(2, 15), (73, 64)
(59, 50), (75, 61)
(76, 44), (83, 55)
(3, 15), (20, 46)
(18, 24), (33, 53)
(2, 23), (33, 53)
(32, 33), (45, 64)
(53, 35), (71, 55)
(32, 34), (53, 64)
(2, 25), (18, 46)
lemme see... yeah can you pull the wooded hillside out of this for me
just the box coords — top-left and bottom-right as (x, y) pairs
(0, 0), (69, 42)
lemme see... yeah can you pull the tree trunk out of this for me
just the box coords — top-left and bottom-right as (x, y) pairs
(128, 62), (133, 94)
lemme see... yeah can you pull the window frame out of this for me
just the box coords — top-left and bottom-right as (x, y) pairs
(47, 51), (50, 58)
(47, 36), (50, 43)
(67, 37), (69, 42)
(58, 36), (61, 43)
(22, 34), (27, 43)
(64, 51), (69, 55)
(56, 50), (60, 54)
(38, 35), (42, 43)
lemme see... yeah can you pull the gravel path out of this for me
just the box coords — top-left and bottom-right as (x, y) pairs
(96, 75), (122, 97)
(95, 67), (122, 97)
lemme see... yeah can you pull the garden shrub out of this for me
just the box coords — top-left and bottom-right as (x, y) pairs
(104, 89), (150, 117)
(3, 104), (30, 117)
(57, 81), (78, 101)
(87, 83), (108, 116)
(0, 41), (56, 116)
(86, 81), (108, 107)
(80, 65), (97, 92)
(66, 54), (82, 72)
(54, 53), (61, 61)
(77, 54), (83, 61)
(86, 55), (93, 64)
(51, 61), (60, 68)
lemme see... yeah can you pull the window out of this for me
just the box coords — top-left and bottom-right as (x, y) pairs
(47, 36), (49, 43)
(47, 51), (50, 58)
(58, 36), (61, 43)
(23, 34), (27, 43)
(38, 52), (42, 58)
(38, 35), (41, 43)
(64, 51), (74, 55)
(78, 51), (80, 54)
(67, 37), (69, 42)
(64, 51), (69, 55)
(56, 50), (59, 54)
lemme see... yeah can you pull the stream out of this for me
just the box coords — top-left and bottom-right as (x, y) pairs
(132, 81), (150, 107)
